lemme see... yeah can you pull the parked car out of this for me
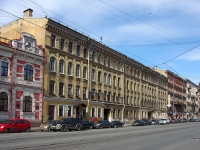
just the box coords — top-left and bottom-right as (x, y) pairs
(50, 118), (83, 132)
(110, 121), (124, 128)
(159, 119), (170, 125)
(189, 118), (199, 122)
(82, 120), (94, 129)
(142, 119), (152, 125)
(94, 120), (111, 129)
(40, 120), (54, 131)
(132, 120), (145, 126)
(0, 119), (31, 133)
(151, 119), (159, 125)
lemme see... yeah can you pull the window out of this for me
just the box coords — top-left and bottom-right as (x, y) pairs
(68, 42), (73, 53)
(84, 48), (87, 58)
(76, 86), (80, 97)
(0, 92), (8, 111)
(118, 77), (120, 87)
(59, 60), (64, 73)
(98, 54), (101, 64)
(23, 96), (32, 112)
(104, 91), (107, 100)
(118, 63), (120, 70)
(60, 38), (64, 50)
(83, 87), (87, 99)
(76, 65), (80, 77)
(98, 108), (102, 117)
(104, 58), (106, 65)
(83, 67), (87, 79)
(104, 73), (107, 84)
(58, 105), (64, 117)
(98, 90), (101, 100)
(98, 71), (101, 82)
(50, 35), (56, 47)
(91, 69), (95, 81)
(108, 59), (110, 67)
(91, 52), (95, 61)
(24, 65), (33, 81)
(107, 92), (111, 101)
(113, 76), (116, 86)
(113, 61), (115, 69)
(59, 83), (64, 96)
(91, 107), (96, 117)
(68, 85), (72, 96)
(49, 81), (55, 95)
(76, 45), (80, 56)
(1, 61), (8, 76)
(68, 62), (72, 75)
(20, 120), (25, 124)
(67, 105), (72, 117)
(50, 57), (55, 71)
(107, 74), (111, 85)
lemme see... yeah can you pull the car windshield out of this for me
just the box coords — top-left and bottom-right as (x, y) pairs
(97, 121), (102, 123)
(1, 120), (12, 124)
(111, 121), (117, 123)
(134, 120), (140, 122)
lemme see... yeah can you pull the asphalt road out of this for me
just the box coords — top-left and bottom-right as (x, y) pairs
(0, 122), (200, 150)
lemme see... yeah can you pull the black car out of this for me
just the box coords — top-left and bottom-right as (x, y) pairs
(50, 118), (83, 131)
(151, 119), (159, 125)
(132, 120), (145, 126)
(94, 120), (111, 129)
(82, 120), (94, 129)
(142, 119), (152, 125)
(110, 121), (124, 128)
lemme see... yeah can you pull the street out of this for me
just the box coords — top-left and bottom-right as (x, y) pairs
(0, 122), (200, 150)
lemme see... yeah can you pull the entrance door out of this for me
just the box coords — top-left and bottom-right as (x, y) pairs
(48, 105), (55, 121)
(104, 109), (110, 120)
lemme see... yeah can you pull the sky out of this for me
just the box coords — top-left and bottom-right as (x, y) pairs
(0, 0), (200, 85)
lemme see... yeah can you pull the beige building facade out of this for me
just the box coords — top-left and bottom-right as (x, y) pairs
(0, 9), (168, 123)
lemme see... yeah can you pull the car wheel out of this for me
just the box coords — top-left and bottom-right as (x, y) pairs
(48, 127), (51, 132)
(76, 124), (81, 131)
(61, 126), (67, 132)
(89, 125), (93, 129)
(4, 128), (10, 133)
(25, 128), (30, 132)
(114, 125), (117, 128)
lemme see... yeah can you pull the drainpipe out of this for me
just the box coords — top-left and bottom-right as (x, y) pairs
(42, 48), (46, 123)
(10, 48), (17, 119)
(87, 38), (91, 120)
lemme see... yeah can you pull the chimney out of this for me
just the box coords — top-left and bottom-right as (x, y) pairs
(23, 9), (33, 19)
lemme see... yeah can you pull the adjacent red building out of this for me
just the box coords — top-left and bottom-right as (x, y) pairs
(0, 32), (44, 125)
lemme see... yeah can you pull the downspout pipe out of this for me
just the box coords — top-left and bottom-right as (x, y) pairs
(42, 48), (46, 123)
(10, 48), (17, 119)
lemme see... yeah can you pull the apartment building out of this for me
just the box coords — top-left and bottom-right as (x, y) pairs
(0, 33), (44, 125)
(0, 9), (168, 122)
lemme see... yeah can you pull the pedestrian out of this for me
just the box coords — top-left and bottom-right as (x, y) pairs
(93, 117), (97, 123)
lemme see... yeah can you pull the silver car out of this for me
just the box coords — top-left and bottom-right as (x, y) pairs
(159, 119), (170, 125)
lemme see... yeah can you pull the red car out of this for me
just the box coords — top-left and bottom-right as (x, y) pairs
(0, 119), (31, 133)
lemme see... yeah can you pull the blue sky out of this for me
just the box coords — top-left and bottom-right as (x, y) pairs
(0, 0), (200, 85)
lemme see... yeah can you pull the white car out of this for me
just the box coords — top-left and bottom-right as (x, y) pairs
(159, 119), (170, 125)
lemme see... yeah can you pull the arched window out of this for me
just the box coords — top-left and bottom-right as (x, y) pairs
(24, 65), (33, 81)
(0, 92), (8, 111)
(23, 96), (32, 112)
(76, 65), (80, 77)
(59, 60), (64, 73)
(118, 77), (120, 87)
(107, 74), (111, 85)
(68, 62), (72, 75)
(50, 57), (55, 71)
(91, 69), (95, 81)
(98, 71), (101, 82)
(113, 76), (116, 86)
(83, 67), (87, 79)
(104, 73), (107, 84)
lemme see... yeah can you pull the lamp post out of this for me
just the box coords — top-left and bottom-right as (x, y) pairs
(87, 38), (91, 120)
(172, 74), (175, 119)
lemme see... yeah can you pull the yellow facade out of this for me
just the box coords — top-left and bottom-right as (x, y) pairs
(0, 9), (168, 123)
